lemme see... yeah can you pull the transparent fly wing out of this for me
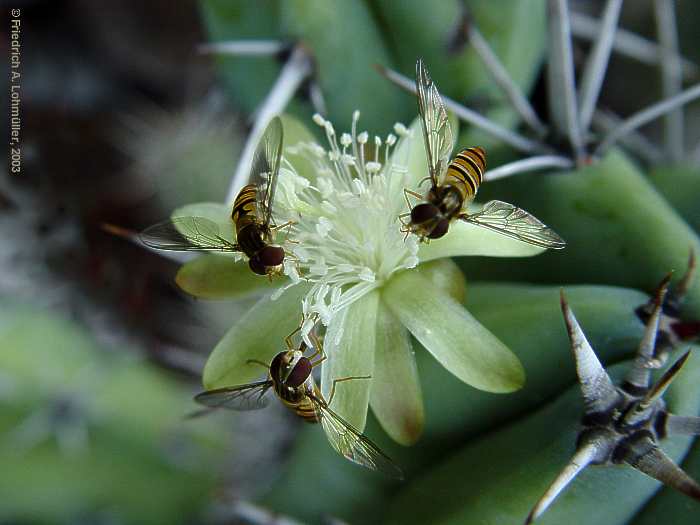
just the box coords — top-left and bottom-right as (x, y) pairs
(193, 381), (274, 412)
(140, 217), (239, 252)
(415, 59), (453, 188)
(309, 393), (404, 479)
(250, 116), (284, 234)
(460, 200), (566, 249)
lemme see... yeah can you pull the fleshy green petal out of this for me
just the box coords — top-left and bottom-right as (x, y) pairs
(370, 301), (424, 445)
(383, 270), (525, 393)
(280, 113), (318, 182)
(414, 258), (467, 304)
(175, 255), (279, 299)
(171, 201), (236, 245)
(202, 283), (310, 389)
(321, 290), (379, 432)
(418, 219), (544, 262)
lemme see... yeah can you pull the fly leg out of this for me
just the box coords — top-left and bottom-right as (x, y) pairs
(327, 375), (372, 406)
(245, 359), (270, 370)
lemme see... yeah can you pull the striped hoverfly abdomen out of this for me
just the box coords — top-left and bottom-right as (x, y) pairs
(445, 146), (486, 203)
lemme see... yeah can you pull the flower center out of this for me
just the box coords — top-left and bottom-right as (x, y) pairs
(274, 111), (419, 326)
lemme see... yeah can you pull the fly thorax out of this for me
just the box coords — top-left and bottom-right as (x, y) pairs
(237, 224), (266, 257)
(440, 186), (464, 217)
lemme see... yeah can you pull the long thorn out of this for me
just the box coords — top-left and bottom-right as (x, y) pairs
(626, 439), (700, 501)
(654, 0), (684, 162)
(594, 83), (700, 157)
(639, 351), (691, 409)
(484, 155), (574, 181)
(226, 45), (314, 204)
(578, 0), (623, 133)
(560, 291), (619, 413)
(675, 249), (697, 301)
(375, 64), (552, 155)
(197, 40), (286, 57)
(467, 22), (547, 137)
(570, 12), (699, 80)
(547, 0), (584, 158)
(666, 414), (700, 435)
(592, 110), (664, 164)
(525, 440), (601, 524)
(626, 274), (670, 388)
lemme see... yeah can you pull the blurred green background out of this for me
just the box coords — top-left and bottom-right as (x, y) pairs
(3, 0), (700, 523)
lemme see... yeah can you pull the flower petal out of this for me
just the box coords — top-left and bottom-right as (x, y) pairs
(176, 255), (279, 299)
(280, 113), (318, 182)
(418, 219), (544, 263)
(383, 270), (525, 393)
(370, 301), (424, 445)
(172, 201), (236, 244)
(202, 283), (310, 389)
(321, 290), (379, 432)
(414, 258), (467, 304)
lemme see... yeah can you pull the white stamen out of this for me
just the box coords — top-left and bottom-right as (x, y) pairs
(272, 111), (416, 327)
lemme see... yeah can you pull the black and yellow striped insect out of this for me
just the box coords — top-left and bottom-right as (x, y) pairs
(193, 325), (403, 479)
(138, 117), (291, 277)
(403, 59), (566, 249)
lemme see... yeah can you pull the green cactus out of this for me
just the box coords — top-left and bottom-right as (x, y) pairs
(78, 1), (700, 523)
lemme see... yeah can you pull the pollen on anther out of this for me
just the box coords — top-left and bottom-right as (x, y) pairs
(366, 161), (382, 173)
(312, 113), (326, 126)
(394, 123), (408, 136)
(358, 131), (369, 144)
(340, 133), (352, 147)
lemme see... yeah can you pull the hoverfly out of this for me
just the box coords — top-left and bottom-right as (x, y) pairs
(139, 117), (292, 277)
(403, 59), (566, 249)
(193, 324), (404, 479)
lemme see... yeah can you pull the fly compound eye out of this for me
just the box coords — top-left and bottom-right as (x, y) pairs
(428, 219), (450, 239)
(410, 203), (439, 225)
(285, 357), (312, 387)
(259, 246), (285, 268)
(248, 255), (267, 275)
(269, 352), (286, 382)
